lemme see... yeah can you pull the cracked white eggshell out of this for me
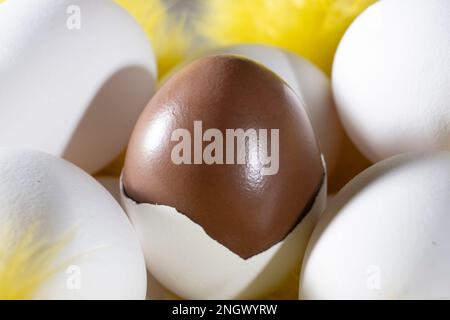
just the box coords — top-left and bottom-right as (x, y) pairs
(332, 0), (450, 162)
(300, 151), (450, 299)
(0, 0), (156, 173)
(209, 44), (342, 174)
(121, 157), (327, 300)
(0, 148), (146, 299)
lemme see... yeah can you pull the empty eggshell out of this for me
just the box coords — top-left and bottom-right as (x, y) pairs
(0, 0), (157, 173)
(332, 0), (450, 162)
(122, 185), (325, 300)
(121, 55), (327, 299)
(0, 148), (146, 299)
(300, 151), (450, 299)
(207, 44), (342, 174)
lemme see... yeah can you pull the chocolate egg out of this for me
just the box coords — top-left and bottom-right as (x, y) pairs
(121, 55), (326, 299)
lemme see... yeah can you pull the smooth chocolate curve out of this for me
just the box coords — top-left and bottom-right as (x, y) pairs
(123, 55), (324, 259)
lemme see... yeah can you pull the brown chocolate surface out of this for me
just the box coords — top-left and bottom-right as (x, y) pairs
(123, 55), (324, 259)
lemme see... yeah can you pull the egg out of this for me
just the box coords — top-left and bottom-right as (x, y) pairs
(0, 148), (146, 299)
(300, 151), (450, 299)
(332, 0), (450, 163)
(198, 44), (342, 174)
(0, 0), (156, 173)
(121, 55), (327, 299)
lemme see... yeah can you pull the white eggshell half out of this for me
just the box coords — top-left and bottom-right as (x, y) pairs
(300, 151), (450, 299)
(0, 0), (156, 173)
(0, 148), (146, 299)
(332, 0), (450, 162)
(121, 157), (327, 300)
(210, 44), (342, 174)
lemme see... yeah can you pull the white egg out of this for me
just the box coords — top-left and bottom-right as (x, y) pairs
(300, 151), (450, 299)
(209, 44), (342, 174)
(0, 0), (156, 173)
(121, 159), (327, 300)
(332, 0), (450, 162)
(0, 149), (146, 299)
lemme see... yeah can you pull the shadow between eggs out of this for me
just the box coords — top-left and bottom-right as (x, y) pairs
(62, 66), (154, 174)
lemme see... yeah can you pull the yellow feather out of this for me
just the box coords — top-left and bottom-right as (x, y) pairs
(114, 0), (191, 78)
(197, 0), (377, 75)
(0, 223), (70, 300)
